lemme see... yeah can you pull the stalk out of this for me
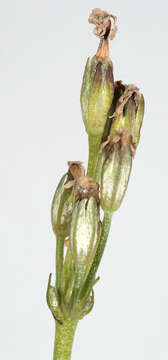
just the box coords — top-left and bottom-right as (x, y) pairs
(53, 319), (78, 360)
(94, 151), (106, 183)
(87, 134), (102, 178)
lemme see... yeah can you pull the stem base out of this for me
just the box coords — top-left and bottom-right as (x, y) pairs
(53, 319), (78, 360)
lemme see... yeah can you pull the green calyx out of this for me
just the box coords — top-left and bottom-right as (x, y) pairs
(70, 197), (100, 266)
(69, 197), (100, 310)
(51, 173), (74, 237)
(56, 189), (74, 237)
(80, 56), (114, 136)
(51, 174), (74, 238)
(51, 162), (86, 237)
(51, 173), (68, 235)
(101, 143), (132, 212)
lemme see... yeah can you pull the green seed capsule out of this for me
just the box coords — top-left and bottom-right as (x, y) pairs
(51, 174), (68, 235)
(70, 197), (99, 266)
(51, 174), (74, 237)
(69, 197), (100, 310)
(51, 162), (85, 236)
(55, 189), (74, 237)
(80, 56), (114, 136)
(101, 146), (132, 212)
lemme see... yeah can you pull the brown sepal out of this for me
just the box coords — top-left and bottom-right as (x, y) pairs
(112, 84), (140, 118)
(100, 128), (136, 157)
(74, 177), (99, 203)
(67, 161), (85, 180)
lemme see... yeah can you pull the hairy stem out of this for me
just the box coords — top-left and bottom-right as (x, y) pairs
(53, 319), (78, 360)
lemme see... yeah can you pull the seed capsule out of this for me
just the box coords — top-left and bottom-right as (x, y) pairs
(80, 56), (114, 136)
(70, 197), (99, 266)
(69, 197), (100, 310)
(100, 135), (132, 212)
(51, 174), (68, 235)
(51, 162), (85, 237)
(51, 173), (73, 237)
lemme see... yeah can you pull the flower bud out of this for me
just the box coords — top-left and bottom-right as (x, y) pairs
(80, 56), (114, 136)
(100, 132), (132, 212)
(70, 197), (100, 266)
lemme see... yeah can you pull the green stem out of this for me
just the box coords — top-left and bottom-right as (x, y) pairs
(56, 234), (64, 293)
(95, 151), (106, 183)
(87, 134), (102, 178)
(53, 319), (78, 360)
(79, 211), (112, 304)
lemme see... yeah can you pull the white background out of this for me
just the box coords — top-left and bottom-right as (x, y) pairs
(0, 1), (168, 359)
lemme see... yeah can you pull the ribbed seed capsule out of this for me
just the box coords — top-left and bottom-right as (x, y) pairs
(101, 146), (132, 212)
(55, 189), (74, 237)
(80, 56), (114, 136)
(69, 197), (100, 310)
(51, 174), (68, 235)
(70, 197), (99, 266)
(51, 174), (74, 237)
(51, 174), (68, 234)
(51, 162), (85, 237)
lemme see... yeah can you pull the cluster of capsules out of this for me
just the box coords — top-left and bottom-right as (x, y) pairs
(47, 8), (144, 325)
